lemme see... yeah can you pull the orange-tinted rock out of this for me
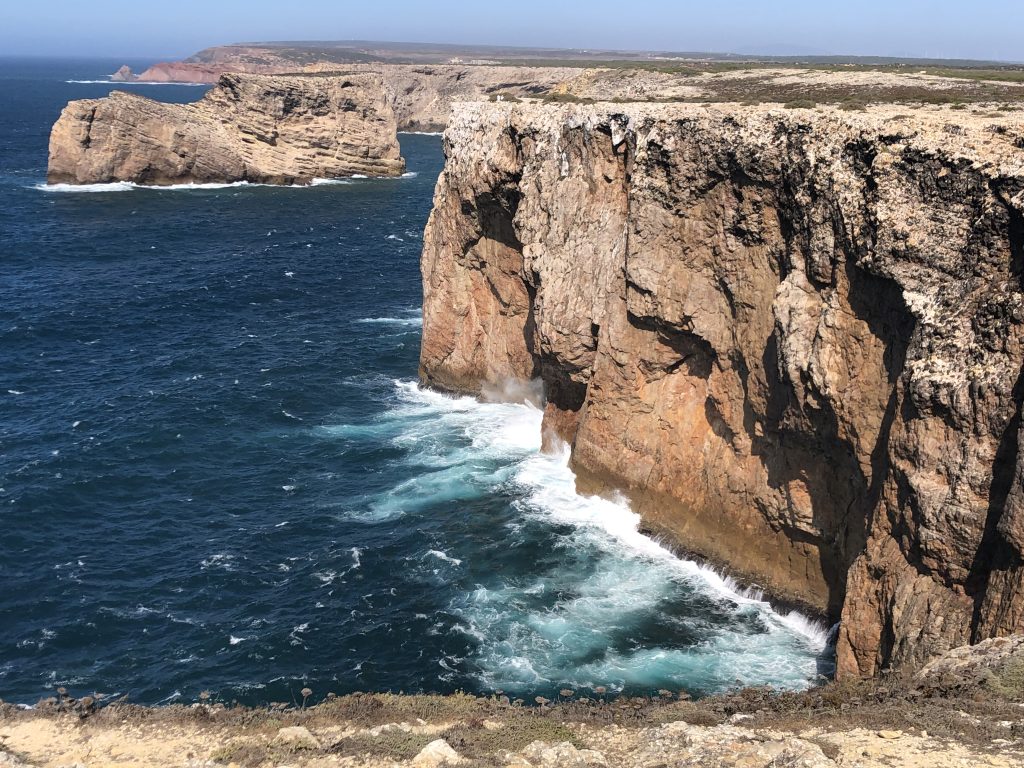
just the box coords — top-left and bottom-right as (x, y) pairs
(420, 102), (1024, 677)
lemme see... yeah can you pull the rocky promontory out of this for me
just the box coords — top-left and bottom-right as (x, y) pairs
(419, 101), (1024, 678)
(47, 73), (405, 186)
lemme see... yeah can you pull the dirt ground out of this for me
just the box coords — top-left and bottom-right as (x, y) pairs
(3, 667), (1024, 767)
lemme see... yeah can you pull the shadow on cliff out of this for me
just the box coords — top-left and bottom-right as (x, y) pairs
(748, 251), (913, 624)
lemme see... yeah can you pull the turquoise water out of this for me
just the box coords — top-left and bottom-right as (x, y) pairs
(0, 58), (831, 706)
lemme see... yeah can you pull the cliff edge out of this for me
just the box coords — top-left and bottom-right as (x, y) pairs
(47, 73), (405, 186)
(4, 637), (1023, 766)
(419, 101), (1024, 678)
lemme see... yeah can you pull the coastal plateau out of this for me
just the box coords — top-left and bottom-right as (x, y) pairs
(113, 44), (1024, 132)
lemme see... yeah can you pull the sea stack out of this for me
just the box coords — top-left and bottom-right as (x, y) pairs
(47, 72), (405, 185)
(419, 101), (1024, 679)
(109, 65), (135, 82)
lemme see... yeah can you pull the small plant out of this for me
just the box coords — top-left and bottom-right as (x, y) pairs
(541, 92), (595, 104)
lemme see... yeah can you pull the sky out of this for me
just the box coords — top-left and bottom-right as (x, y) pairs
(1, 0), (1021, 63)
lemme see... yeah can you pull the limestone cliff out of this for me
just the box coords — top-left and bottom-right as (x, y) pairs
(47, 73), (405, 186)
(419, 102), (1024, 678)
(132, 60), (603, 131)
(127, 48), (1024, 132)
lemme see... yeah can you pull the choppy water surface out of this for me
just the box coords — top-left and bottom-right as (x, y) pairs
(0, 59), (830, 705)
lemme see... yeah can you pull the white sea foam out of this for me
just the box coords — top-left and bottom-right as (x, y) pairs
(347, 548), (363, 572)
(36, 172), (417, 193)
(346, 380), (830, 694)
(308, 178), (353, 186)
(200, 553), (236, 571)
(37, 181), (251, 193)
(65, 79), (208, 86)
(356, 311), (422, 327)
(425, 549), (463, 566)
(288, 622), (311, 647)
(35, 178), (374, 193)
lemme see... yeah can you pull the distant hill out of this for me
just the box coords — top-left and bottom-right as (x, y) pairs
(186, 39), (1021, 69)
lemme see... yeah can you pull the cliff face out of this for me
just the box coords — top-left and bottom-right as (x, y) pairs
(419, 102), (1024, 677)
(131, 60), (599, 131)
(48, 73), (405, 185)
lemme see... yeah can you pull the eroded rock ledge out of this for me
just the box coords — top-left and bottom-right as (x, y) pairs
(47, 73), (405, 186)
(419, 102), (1024, 678)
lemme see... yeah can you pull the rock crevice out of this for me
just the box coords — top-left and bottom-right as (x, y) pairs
(419, 102), (1024, 677)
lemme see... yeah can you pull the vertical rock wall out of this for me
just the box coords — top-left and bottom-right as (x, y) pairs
(419, 102), (1024, 677)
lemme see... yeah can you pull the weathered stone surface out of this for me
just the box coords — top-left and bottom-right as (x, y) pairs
(412, 738), (464, 766)
(272, 725), (320, 750)
(419, 101), (1024, 677)
(519, 740), (607, 766)
(915, 634), (1024, 691)
(2, 682), (1023, 767)
(47, 73), (405, 185)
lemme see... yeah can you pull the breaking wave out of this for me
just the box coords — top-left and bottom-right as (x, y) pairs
(38, 174), (419, 193)
(327, 380), (831, 695)
(64, 80), (209, 86)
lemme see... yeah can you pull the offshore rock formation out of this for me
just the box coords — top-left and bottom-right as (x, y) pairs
(47, 73), (405, 185)
(109, 65), (135, 82)
(419, 102), (1024, 678)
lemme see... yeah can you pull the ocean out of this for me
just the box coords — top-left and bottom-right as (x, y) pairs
(0, 57), (831, 707)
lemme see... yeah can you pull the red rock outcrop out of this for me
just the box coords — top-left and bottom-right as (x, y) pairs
(419, 102), (1024, 677)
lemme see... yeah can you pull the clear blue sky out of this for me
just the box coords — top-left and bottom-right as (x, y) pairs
(2, 0), (1021, 62)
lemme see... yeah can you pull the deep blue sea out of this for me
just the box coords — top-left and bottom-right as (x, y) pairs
(0, 58), (830, 707)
